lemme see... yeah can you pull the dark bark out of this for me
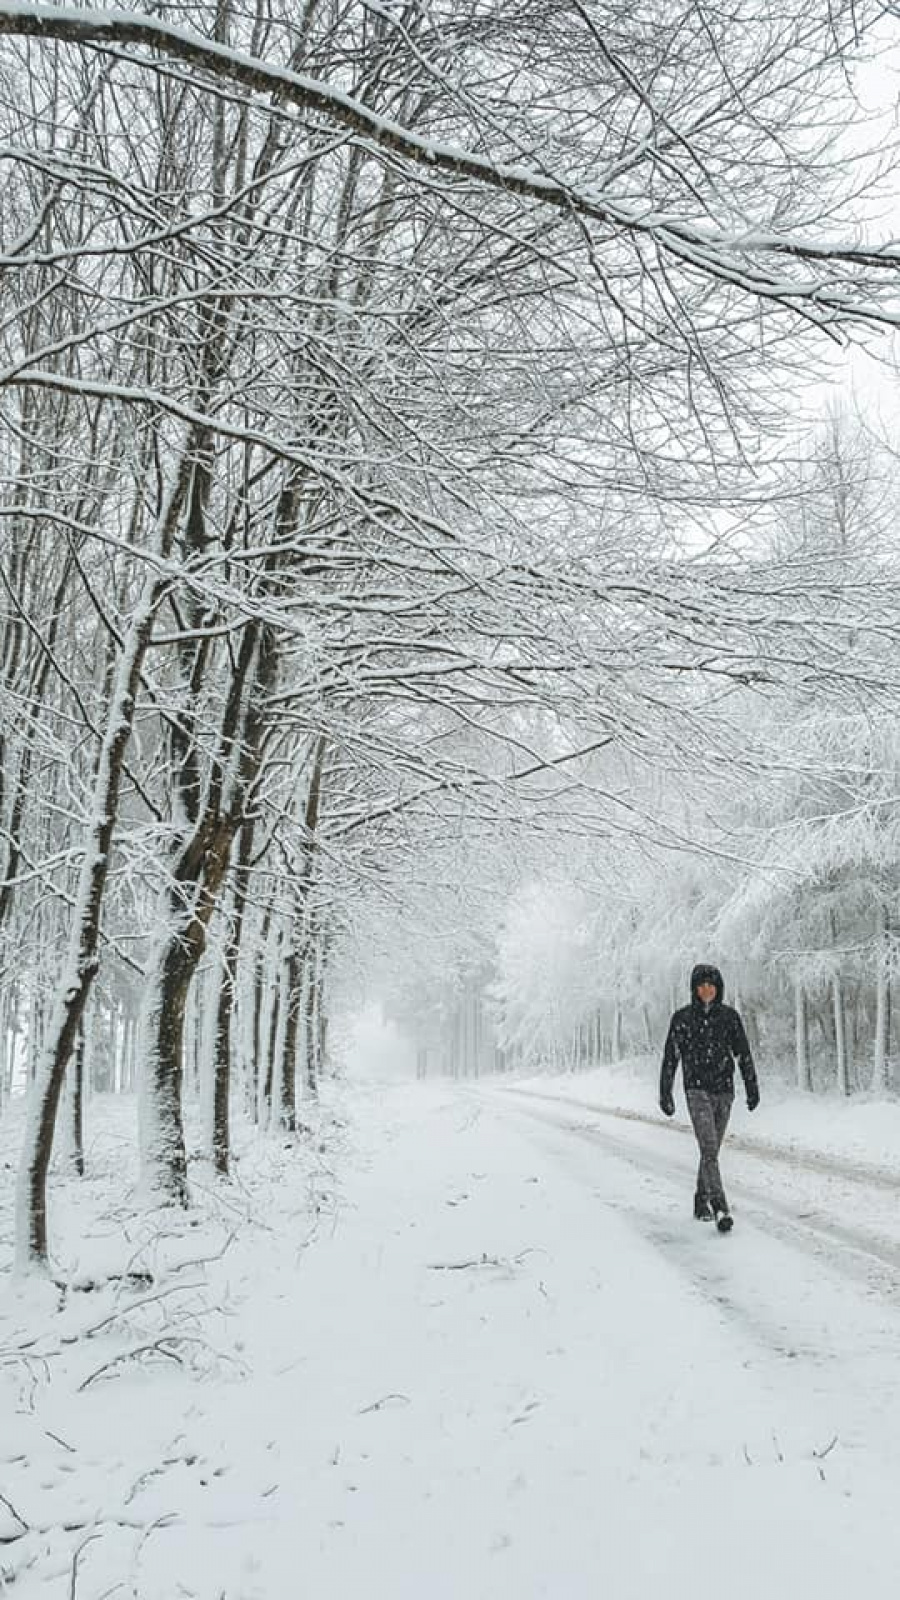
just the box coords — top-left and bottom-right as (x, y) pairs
(16, 442), (193, 1266)
(142, 606), (274, 1196)
(297, 738), (328, 1102)
(279, 944), (302, 1131)
(212, 963), (232, 1175)
(250, 897), (273, 1123)
(303, 946), (319, 1099)
(65, 1027), (86, 1178)
(317, 961), (329, 1078)
(18, 578), (170, 1263)
(212, 818), (256, 1174)
(144, 811), (236, 1203)
(261, 946), (280, 1126)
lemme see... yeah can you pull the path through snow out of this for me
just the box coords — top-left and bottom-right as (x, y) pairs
(3, 1083), (900, 1598)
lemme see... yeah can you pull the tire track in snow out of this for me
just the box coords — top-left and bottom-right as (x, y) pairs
(499, 1084), (900, 1192)
(493, 1092), (900, 1408)
(493, 1088), (900, 1299)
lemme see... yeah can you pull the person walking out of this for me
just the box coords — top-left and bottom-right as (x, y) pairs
(659, 963), (759, 1232)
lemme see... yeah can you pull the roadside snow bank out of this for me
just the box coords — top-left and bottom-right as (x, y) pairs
(510, 1058), (900, 1176)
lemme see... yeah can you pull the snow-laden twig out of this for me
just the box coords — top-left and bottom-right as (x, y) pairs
(68, 1531), (102, 1599)
(0, 3), (897, 331)
(0, 1490), (29, 1544)
(44, 1429), (76, 1453)
(813, 1434), (839, 1460)
(426, 1253), (505, 1271)
(61, 1280), (207, 1343)
(78, 1337), (185, 1388)
(426, 1246), (542, 1272)
(357, 1392), (410, 1414)
(78, 1332), (248, 1390)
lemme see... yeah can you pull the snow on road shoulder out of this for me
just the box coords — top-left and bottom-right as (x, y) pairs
(3, 1080), (900, 1598)
(510, 1057), (900, 1176)
(0, 1094), (342, 1598)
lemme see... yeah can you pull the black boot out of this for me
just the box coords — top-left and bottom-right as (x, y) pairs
(694, 1194), (713, 1221)
(714, 1206), (733, 1234)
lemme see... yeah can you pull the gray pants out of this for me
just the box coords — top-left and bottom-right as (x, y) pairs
(685, 1089), (733, 1211)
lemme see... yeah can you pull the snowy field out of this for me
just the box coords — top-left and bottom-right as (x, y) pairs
(4, 1076), (900, 1598)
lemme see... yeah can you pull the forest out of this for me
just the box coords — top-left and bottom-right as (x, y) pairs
(0, 1), (899, 1273)
(6, 9), (900, 1600)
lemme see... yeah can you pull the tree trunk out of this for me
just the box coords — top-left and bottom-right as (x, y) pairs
(139, 937), (194, 1205)
(250, 900), (273, 1122)
(268, 932), (289, 1124)
(212, 955), (232, 1174)
(833, 974), (850, 1096)
(278, 944), (302, 1131)
(795, 978), (811, 1092)
(140, 605), (274, 1196)
(612, 1004), (623, 1062)
(14, 530), (183, 1269)
(317, 965), (329, 1079)
(139, 815), (236, 1202)
(211, 819), (256, 1174)
(59, 1027), (86, 1177)
(304, 942), (319, 1098)
(257, 914), (282, 1126)
(872, 905), (890, 1094)
(126, 1011), (137, 1093)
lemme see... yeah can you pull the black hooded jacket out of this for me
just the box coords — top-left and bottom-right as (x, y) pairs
(660, 964), (759, 1104)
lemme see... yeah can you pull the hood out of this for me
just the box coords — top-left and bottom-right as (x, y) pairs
(690, 963), (724, 1004)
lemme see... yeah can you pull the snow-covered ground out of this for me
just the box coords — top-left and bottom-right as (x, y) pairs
(517, 1054), (900, 1174)
(3, 1075), (900, 1598)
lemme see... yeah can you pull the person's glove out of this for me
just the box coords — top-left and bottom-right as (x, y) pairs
(660, 1095), (675, 1118)
(746, 1086), (760, 1112)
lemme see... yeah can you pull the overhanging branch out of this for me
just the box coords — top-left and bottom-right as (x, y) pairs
(1, 4), (899, 327)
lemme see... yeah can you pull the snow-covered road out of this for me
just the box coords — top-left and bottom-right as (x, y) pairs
(485, 1084), (900, 1593)
(503, 1081), (900, 1284)
(4, 1081), (900, 1599)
